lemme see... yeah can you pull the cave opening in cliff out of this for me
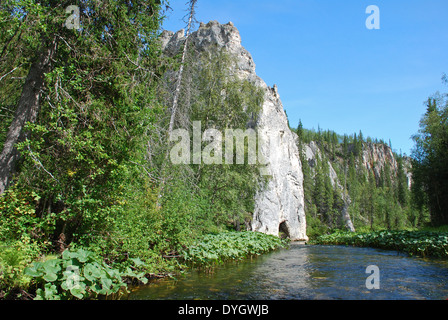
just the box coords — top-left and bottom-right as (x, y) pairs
(278, 221), (290, 239)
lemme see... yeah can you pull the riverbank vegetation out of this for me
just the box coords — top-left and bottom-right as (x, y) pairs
(182, 231), (288, 269)
(311, 228), (448, 259)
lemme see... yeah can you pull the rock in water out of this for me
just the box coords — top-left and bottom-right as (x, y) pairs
(161, 20), (308, 241)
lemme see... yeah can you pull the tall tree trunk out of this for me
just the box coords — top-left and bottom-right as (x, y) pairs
(156, 0), (197, 206)
(0, 38), (57, 194)
(167, 0), (197, 136)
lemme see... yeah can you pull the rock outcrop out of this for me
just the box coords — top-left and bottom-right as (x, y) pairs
(304, 141), (355, 232)
(361, 142), (412, 190)
(160, 21), (308, 241)
(361, 142), (397, 183)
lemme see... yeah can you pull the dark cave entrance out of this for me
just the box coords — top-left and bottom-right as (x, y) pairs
(278, 221), (290, 239)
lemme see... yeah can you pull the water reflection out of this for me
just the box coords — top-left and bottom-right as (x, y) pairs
(129, 243), (448, 300)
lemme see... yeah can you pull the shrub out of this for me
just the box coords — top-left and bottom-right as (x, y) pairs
(0, 186), (55, 243)
(312, 230), (448, 258)
(0, 237), (42, 298)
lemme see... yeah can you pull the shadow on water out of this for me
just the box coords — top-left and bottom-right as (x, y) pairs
(128, 243), (448, 300)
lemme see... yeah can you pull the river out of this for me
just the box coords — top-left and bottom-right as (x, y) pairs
(128, 243), (448, 300)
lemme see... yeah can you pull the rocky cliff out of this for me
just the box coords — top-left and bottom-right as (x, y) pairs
(160, 21), (308, 241)
(300, 135), (413, 233)
(361, 142), (412, 190)
(304, 141), (355, 232)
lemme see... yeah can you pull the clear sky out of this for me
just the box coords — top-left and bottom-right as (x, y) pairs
(161, 0), (448, 156)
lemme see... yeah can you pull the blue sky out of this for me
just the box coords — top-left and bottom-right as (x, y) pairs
(161, 0), (448, 156)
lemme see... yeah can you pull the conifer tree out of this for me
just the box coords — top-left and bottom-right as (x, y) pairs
(411, 82), (448, 225)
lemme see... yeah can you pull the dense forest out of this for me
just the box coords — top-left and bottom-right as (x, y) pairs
(295, 125), (419, 236)
(0, 0), (447, 300)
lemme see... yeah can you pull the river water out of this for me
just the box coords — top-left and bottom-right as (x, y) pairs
(128, 243), (448, 300)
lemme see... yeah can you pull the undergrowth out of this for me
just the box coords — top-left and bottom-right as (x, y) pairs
(181, 231), (288, 268)
(312, 230), (448, 258)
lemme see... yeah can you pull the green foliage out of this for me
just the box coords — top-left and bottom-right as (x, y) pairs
(305, 214), (330, 238)
(411, 80), (448, 225)
(160, 48), (266, 230)
(298, 123), (418, 235)
(190, 49), (264, 129)
(182, 231), (288, 268)
(0, 185), (55, 243)
(158, 176), (212, 254)
(0, 238), (44, 298)
(0, 2), (168, 299)
(1, 0), (165, 248)
(312, 230), (448, 258)
(24, 248), (147, 300)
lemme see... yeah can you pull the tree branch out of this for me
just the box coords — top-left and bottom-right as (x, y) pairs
(0, 64), (22, 82)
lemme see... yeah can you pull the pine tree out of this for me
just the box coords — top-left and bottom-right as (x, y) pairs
(343, 134), (349, 160)
(353, 132), (358, 157)
(296, 119), (303, 142)
(411, 84), (448, 225)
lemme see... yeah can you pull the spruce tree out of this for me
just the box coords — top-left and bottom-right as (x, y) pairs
(411, 85), (448, 225)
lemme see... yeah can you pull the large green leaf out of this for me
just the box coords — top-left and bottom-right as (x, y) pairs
(84, 262), (103, 281)
(100, 277), (113, 292)
(43, 272), (58, 282)
(74, 248), (91, 263)
(70, 286), (85, 299)
(42, 259), (61, 274)
(24, 262), (44, 277)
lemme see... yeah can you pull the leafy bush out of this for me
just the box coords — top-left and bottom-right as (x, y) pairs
(0, 186), (55, 243)
(24, 248), (147, 300)
(0, 237), (43, 298)
(182, 231), (288, 267)
(312, 230), (448, 258)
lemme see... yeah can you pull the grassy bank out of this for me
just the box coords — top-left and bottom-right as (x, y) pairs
(311, 229), (448, 258)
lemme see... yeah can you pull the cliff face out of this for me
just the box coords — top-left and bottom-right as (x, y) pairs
(251, 84), (307, 241)
(161, 21), (308, 241)
(301, 136), (413, 232)
(304, 141), (355, 232)
(361, 143), (397, 182)
(361, 142), (412, 189)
